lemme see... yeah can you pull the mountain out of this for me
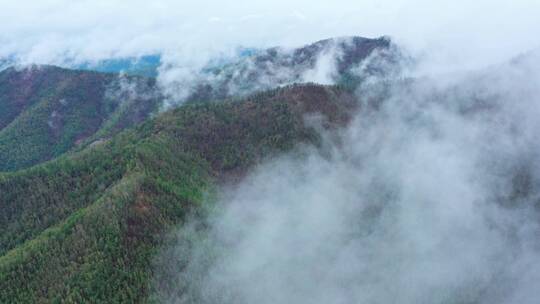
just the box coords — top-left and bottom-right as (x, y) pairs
(0, 65), (161, 171)
(185, 36), (399, 101)
(75, 55), (162, 77)
(0, 36), (389, 172)
(0, 59), (12, 71)
(0, 55), (162, 77)
(0, 83), (356, 302)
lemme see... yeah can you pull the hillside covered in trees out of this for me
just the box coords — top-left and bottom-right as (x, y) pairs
(0, 83), (357, 302)
(0, 65), (162, 171)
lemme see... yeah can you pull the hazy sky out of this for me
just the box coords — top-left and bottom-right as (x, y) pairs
(1, 0), (539, 69)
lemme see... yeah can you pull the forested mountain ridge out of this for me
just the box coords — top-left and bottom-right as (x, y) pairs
(0, 36), (389, 172)
(0, 83), (357, 302)
(186, 36), (397, 101)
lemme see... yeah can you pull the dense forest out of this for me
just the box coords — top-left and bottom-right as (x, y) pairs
(0, 66), (161, 171)
(0, 83), (356, 302)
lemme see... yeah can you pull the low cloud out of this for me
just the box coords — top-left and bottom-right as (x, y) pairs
(157, 36), (398, 106)
(300, 42), (342, 84)
(1, 0), (539, 73)
(153, 46), (540, 303)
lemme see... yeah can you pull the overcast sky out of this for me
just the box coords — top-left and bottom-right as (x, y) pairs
(1, 0), (539, 69)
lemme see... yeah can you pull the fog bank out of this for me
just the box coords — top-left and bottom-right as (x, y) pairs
(154, 48), (540, 304)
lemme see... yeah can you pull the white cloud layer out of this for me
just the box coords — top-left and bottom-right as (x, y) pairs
(1, 0), (539, 70)
(153, 46), (540, 304)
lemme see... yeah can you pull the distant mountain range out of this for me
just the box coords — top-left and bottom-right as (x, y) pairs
(1, 36), (400, 93)
(0, 55), (162, 77)
(75, 55), (162, 77)
(186, 36), (399, 101)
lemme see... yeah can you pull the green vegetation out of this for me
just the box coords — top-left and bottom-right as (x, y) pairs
(0, 83), (355, 302)
(0, 66), (161, 172)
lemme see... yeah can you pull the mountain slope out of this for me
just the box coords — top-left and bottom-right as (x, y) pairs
(0, 66), (161, 171)
(0, 36), (392, 172)
(0, 84), (356, 303)
(181, 36), (399, 102)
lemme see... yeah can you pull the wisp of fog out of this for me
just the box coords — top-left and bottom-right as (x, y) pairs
(153, 46), (540, 304)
